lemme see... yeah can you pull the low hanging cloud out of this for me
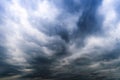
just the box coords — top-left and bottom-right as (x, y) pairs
(0, 0), (120, 80)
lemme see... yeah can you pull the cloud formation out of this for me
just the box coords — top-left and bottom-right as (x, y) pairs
(0, 0), (120, 80)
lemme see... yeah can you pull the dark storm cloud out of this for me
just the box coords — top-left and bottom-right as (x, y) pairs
(0, 0), (120, 80)
(77, 0), (102, 35)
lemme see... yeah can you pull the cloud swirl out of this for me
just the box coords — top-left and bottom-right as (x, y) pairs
(0, 0), (120, 80)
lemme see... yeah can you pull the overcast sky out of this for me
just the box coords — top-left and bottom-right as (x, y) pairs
(0, 0), (120, 80)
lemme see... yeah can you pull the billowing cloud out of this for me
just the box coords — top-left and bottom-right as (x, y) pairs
(0, 0), (120, 80)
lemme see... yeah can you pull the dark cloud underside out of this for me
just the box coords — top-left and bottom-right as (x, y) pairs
(0, 0), (120, 80)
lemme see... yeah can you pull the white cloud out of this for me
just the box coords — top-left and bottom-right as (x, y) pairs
(1, 1), (120, 76)
(1, 0), (61, 68)
(33, 0), (60, 22)
(55, 0), (120, 67)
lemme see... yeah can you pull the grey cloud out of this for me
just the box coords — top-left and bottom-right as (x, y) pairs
(0, 0), (120, 80)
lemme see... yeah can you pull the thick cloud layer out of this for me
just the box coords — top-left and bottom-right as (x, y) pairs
(0, 0), (120, 80)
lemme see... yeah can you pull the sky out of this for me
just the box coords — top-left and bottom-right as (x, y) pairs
(0, 0), (120, 80)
